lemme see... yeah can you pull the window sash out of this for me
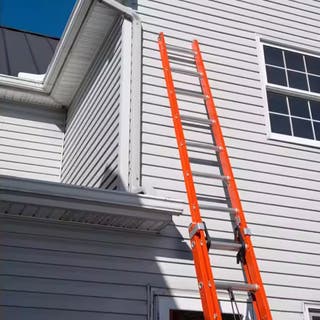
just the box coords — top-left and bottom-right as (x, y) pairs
(259, 40), (320, 147)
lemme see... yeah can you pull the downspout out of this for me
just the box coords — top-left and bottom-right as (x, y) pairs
(98, 0), (146, 193)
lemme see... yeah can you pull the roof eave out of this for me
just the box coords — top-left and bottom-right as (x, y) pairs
(0, 175), (184, 233)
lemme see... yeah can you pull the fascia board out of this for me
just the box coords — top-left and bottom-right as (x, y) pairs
(0, 176), (184, 230)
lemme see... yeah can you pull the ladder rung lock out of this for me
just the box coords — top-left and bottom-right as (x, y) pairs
(166, 44), (194, 55)
(193, 171), (230, 181)
(210, 240), (243, 251)
(175, 88), (208, 100)
(199, 204), (237, 214)
(215, 281), (259, 292)
(181, 115), (214, 126)
(171, 67), (201, 77)
(187, 141), (221, 152)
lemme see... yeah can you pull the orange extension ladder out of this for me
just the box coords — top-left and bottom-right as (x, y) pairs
(158, 32), (272, 320)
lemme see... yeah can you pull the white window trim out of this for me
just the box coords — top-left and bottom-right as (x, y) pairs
(303, 302), (320, 319)
(256, 35), (320, 148)
(148, 287), (253, 320)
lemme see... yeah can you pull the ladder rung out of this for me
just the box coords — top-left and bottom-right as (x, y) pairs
(199, 203), (237, 214)
(175, 88), (208, 99)
(210, 240), (243, 251)
(188, 141), (221, 152)
(215, 281), (259, 292)
(166, 44), (194, 55)
(171, 67), (201, 77)
(193, 171), (229, 182)
(181, 115), (214, 126)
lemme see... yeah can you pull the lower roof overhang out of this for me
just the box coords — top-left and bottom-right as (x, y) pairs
(0, 176), (184, 233)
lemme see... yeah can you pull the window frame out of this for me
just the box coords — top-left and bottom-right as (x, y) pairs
(303, 303), (320, 319)
(257, 37), (320, 148)
(149, 287), (251, 320)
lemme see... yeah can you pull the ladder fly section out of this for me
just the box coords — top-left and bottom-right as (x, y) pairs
(158, 32), (272, 320)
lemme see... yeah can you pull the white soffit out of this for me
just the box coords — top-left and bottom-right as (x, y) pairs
(0, 175), (184, 233)
(49, 1), (120, 106)
(0, 0), (121, 108)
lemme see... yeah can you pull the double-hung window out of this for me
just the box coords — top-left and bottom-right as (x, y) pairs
(261, 43), (320, 147)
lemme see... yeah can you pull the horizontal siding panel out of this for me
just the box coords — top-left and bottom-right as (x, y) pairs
(0, 102), (63, 181)
(0, 160), (61, 176)
(142, 125), (320, 164)
(0, 115), (65, 132)
(2, 307), (144, 320)
(0, 152), (60, 168)
(139, 2), (319, 48)
(2, 122), (64, 139)
(142, 152), (320, 183)
(1, 137), (63, 153)
(2, 291), (146, 315)
(142, 163), (320, 201)
(1, 130), (62, 146)
(0, 169), (59, 182)
(143, 83), (263, 109)
(0, 145), (61, 161)
(142, 92), (264, 117)
(140, 0), (320, 38)
(186, 0), (320, 30)
(1, 276), (146, 301)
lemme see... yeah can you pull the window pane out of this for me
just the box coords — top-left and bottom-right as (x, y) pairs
(264, 46), (284, 67)
(266, 66), (287, 86)
(292, 118), (314, 139)
(284, 50), (305, 71)
(314, 122), (320, 141)
(306, 55), (320, 75)
(287, 71), (308, 90)
(267, 91), (288, 114)
(308, 75), (320, 93)
(310, 101), (320, 120)
(269, 113), (291, 135)
(288, 96), (310, 118)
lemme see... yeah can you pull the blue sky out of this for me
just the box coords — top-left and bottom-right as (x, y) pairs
(0, 0), (77, 38)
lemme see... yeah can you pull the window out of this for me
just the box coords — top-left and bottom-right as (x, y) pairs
(170, 310), (242, 320)
(309, 309), (320, 320)
(261, 42), (320, 147)
(304, 303), (320, 319)
(154, 294), (249, 320)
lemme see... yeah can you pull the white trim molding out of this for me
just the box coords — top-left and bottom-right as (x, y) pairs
(0, 175), (184, 233)
(256, 35), (320, 149)
(303, 302), (320, 320)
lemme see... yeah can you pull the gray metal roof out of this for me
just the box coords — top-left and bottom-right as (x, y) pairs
(0, 26), (59, 76)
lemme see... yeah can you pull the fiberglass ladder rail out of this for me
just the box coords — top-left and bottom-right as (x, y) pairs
(158, 32), (272, 320)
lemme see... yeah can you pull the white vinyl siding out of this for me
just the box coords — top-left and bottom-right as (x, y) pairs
(0, 101), (64, 181)
(138, 0), (320, 319)
(1, 1), (319, 320)
(61, 17), (123, 190)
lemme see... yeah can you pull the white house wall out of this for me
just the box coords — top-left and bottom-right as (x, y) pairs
(0, 101), (64, 181)
(61, 17), (123, 190)
(139, 0), (320, 318)
(1, 1), (320, 319)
